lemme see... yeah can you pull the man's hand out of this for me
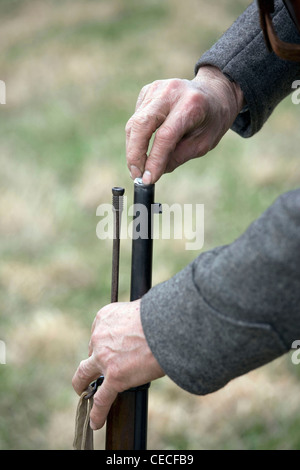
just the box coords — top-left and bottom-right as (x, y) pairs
(72, 299), (165, 430)
(126, 66), (244, 184)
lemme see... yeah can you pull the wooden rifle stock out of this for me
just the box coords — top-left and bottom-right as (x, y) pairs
(105, 179), (156, 450)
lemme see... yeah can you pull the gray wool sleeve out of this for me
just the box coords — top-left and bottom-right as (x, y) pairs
(195, 0), (300, 137)
(140, 189), (300, 395)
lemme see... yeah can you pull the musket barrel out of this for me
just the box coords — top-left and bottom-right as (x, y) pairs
(130, 178), (154, 450)
(130, 178), (154, 301)
(105, 179), (155, 450)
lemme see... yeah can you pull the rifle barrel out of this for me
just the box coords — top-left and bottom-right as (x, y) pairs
(105, 179), (155, 450)
(130, 179), (154, 301)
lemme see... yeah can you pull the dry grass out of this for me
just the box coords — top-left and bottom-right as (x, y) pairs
(0, 0), (300, 450)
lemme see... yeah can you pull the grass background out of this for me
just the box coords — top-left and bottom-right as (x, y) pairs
(0, 0), (300, 450)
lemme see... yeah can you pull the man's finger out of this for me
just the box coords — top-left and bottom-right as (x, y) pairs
(89, 379), (118, 430)
(143, 93), (207, 183)
(142, 112), (188, 184)
(88, 340), (93, 357)
(135, 83), (151, 112)
(126, 104), (168, 179)
(72, 356), (101, 396)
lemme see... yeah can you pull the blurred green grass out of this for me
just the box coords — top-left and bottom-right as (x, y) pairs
(0, 0), (300, 450)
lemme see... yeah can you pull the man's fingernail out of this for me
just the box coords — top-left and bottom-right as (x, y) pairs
(142, 170), (152, 184)
(130, 165), (142, 179)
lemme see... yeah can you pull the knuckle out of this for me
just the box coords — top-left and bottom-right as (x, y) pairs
(106, 364), (127, 393)
(125, 118), (133, 135)
(133, 112), (152, 129)
(90, 330), (100, 349)
(95, 304), (110, 321)
(96, 306), (105, 319)
(187, 89), (206, 111)
(165, 78), (183, 93)
(156, 125), (176, 145)
(148, 79), (163, 91)
(180, 91), (208, 128)
(126, 112), (152, 134)
(71, 376), (77, 389)
(76, 360), (90, 381)
(139, 83), (150, 96)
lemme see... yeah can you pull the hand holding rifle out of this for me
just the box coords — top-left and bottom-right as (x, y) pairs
(72, 300), (164, 431)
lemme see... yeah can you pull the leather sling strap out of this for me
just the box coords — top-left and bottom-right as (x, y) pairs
(284, 0), (300, 32)
(258, 0), (300, 61)
(73, 391), (94, 450)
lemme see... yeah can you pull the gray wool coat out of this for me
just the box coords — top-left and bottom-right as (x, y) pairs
(140, 0), (300, 395)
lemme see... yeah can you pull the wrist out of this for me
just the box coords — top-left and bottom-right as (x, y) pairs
(193, 65), (245, 124)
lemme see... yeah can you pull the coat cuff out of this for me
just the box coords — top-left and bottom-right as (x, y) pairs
(195, 1), (300, 138)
